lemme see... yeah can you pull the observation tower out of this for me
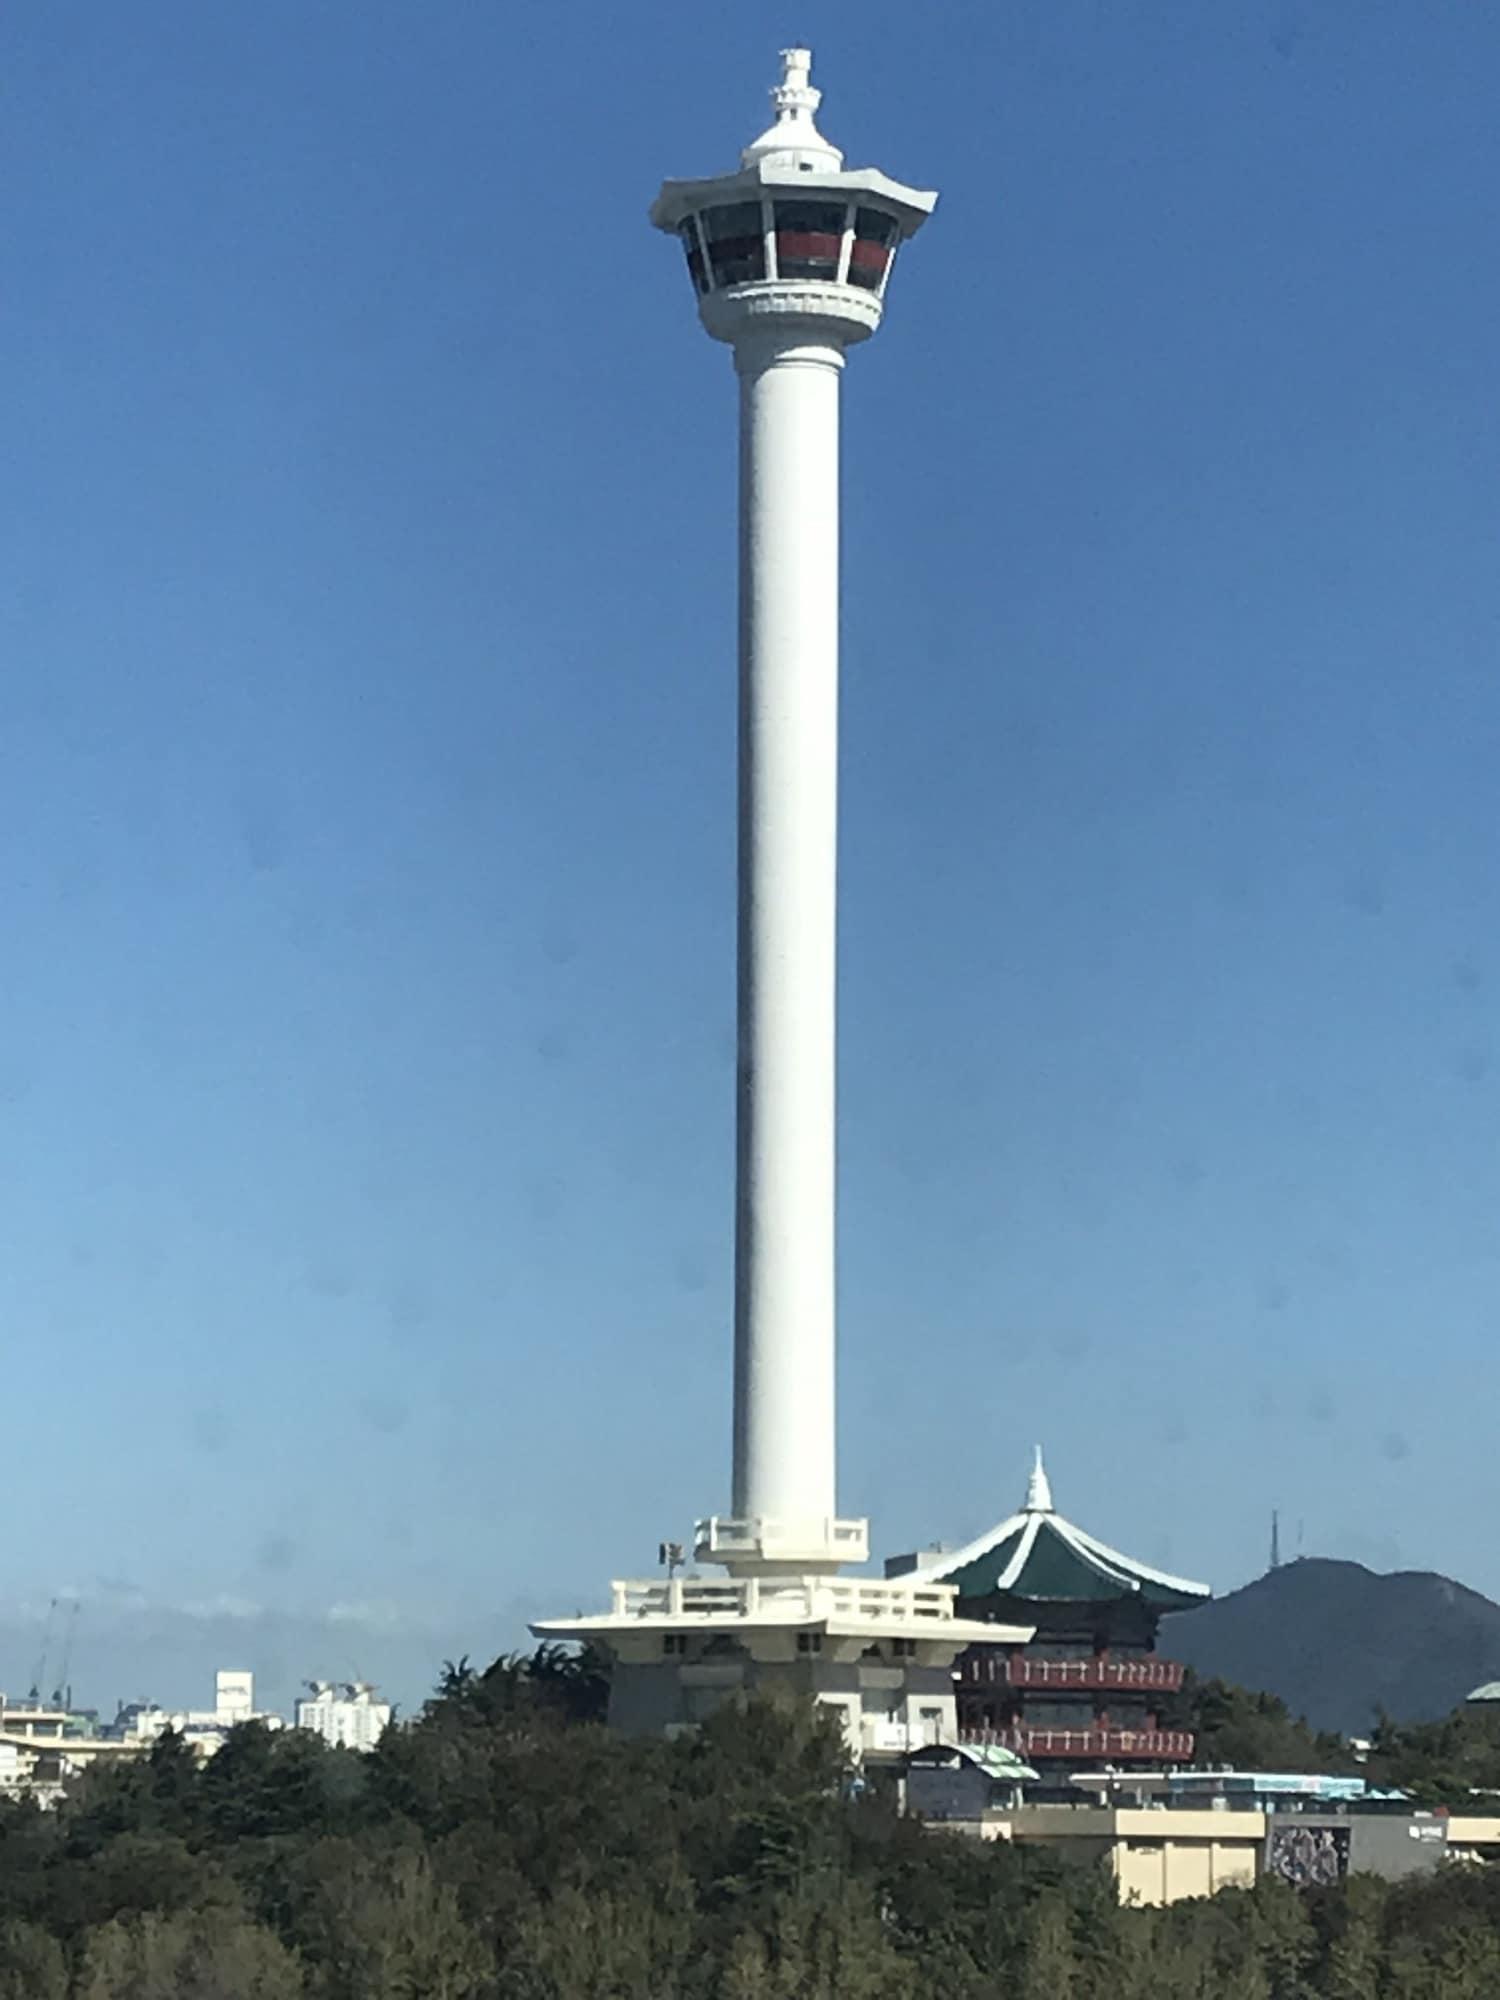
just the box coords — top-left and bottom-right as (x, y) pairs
(533, 50), (1029, 1756)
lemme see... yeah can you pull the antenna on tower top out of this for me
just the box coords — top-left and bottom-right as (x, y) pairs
(1270, 1508), (1281, 1571)
(776, 48), (818, 109)
(742, 45), (844, 169)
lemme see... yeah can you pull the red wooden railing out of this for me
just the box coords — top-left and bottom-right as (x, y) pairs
(1001, 1657), (1185, 1694)
(961, 1725), (1196, 1762)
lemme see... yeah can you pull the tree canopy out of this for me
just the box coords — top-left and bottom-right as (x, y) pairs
(1163, 1672), (1361, 1774)
(0, 1651), (1498, 1996)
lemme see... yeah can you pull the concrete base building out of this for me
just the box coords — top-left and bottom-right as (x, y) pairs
(546, 1572), (1024, 1759)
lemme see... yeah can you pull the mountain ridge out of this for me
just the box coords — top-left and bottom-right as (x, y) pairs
(1167, 1555), (1500, 1735)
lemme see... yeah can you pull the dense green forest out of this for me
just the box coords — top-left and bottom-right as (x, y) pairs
(3, 1651), (1500, 1997)
(1163, 1673), (1360, 1775)
(1174, 1670), (1500, 1803)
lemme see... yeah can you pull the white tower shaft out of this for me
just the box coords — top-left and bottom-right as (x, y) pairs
(645, 47), (935, 1577)
(527, 59), (1017, 1755)
(733, 332), (843, 1534)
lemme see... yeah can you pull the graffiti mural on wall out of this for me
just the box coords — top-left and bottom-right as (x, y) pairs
(1267, 1822), (1349, 1889)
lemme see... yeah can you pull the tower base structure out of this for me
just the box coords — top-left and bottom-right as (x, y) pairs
(532, 1524), (1032, 1760)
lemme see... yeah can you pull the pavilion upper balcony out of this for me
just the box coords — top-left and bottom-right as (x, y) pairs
(962, 1725), (1197, 1762)
(959, 1655), (1186, 1694)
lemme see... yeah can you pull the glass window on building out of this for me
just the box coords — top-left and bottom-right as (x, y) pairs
(702, 202), (766, 288)
(847, 207), (900, 292)
(679, 220), (707, 295)
(773, 200), (847, 281)
(1028, 1700), (1095, 1726)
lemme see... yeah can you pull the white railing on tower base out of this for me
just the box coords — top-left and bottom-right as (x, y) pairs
(694, 1516), (871, 1562)
(608, 1575), (961, 1624)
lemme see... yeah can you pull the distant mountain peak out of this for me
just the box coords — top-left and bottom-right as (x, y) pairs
(1171, 1558), (1500, 1734)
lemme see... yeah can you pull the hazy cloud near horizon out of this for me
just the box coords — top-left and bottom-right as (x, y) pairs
(0, 1592), (546, 1719)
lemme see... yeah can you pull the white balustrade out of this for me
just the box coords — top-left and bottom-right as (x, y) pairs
(693, 1515), (872, 1562)
(607, 1573), (963, 1626)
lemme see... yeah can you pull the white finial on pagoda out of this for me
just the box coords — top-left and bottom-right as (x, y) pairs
(742, 47), (844, 170)
(1025, 1446), (1054, 1514)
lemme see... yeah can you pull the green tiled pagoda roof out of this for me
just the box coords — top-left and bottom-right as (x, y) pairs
(916, 1449), (1211, 1612)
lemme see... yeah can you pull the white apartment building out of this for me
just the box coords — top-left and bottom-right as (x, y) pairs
(294, 1681), (391, 1752)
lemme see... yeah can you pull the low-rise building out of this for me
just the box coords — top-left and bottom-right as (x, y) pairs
(905, 1740), (1037, 1824)
(113, 1670), (282, 1759)
(1442, 1814), (1500, 1864)
(0, 1697), (150, 1807)
(0, 1742), (32, 1797)
(0, 1698), (74, 1741)
(907, 1763), (1467, 1905)
(1012, 1805), (1264, 1905)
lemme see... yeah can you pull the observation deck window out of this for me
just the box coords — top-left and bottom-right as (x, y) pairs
(679, 220), (708, 295)
(847, 208), (899, 292)
(773, 200), (846, 281)
(702, 203), (766, 288)
(679, 198), (906, 298)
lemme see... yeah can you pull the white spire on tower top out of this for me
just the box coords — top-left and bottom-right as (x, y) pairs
(741, 47), (845, 171)
(1025, 1445), (1054, 1514)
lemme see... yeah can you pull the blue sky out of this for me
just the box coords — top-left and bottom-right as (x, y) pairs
(4, 1), (1499, 1710)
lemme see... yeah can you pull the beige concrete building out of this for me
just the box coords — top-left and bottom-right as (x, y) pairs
(1442, 1814), (1500, 1863)
(928, 1802), (1491, 1907)
(920, 1804), (1262, 1905)
(1006, 1806), (1262, 1906)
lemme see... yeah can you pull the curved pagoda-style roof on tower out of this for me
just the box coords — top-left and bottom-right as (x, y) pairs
(914, 1449), (1211, 1611)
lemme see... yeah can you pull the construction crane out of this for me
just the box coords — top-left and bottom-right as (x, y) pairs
(27, 1598), (59, 1704)
(52, 1601), (80, 1711)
